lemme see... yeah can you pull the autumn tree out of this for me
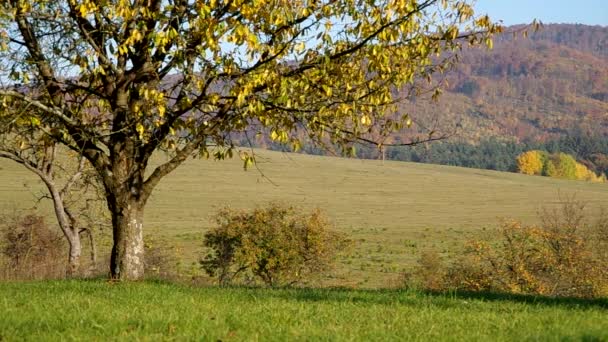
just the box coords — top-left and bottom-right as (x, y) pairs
(545, 153), (577, 180)
(516, 150), (544, 175)
(574, 162), (604, 183)
(0, 0), (501, 280)
(0, 105), (105, 276)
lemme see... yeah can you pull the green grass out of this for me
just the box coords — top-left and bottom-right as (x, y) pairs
(0, 281), (608, 341)
(2, 149), (608, 286)
(0, 280), (606, 341)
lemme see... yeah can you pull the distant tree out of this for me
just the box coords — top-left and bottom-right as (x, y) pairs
(551, 153), (577, 180)
(542, 152), (577, 180)
(575, 162), (605, 183)
(543, 159), (558, 178)
(516, 150), (544, 175)
(575, 162), (590, 181)
(0, 0), (500, 280)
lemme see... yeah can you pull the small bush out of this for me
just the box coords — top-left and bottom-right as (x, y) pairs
(1, 213), (65, 280)
(201, 204), (349, 287)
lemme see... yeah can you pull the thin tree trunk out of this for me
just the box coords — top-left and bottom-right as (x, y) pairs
(110, 201), (145, 280)
(79, 228), (98, 275)
(86, 228), (97, 267)
(67, 234), (82, 277)
(47, 184), (82, 278)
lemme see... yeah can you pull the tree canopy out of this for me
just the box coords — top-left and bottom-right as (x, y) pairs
(0, 0), (500, 280)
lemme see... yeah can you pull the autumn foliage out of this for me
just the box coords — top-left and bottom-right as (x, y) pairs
(516, 150), (544, 175)
(405, 199), (608, 298)
(0, 0), (502, 280)
(201, 204), (349, 287)
(517, 150), (605, 182)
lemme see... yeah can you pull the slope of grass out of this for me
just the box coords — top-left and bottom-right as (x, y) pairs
(0, 280), (606, 341)
(2, 149), (608, 286)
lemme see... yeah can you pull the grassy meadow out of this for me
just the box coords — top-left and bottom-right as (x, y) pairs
(1, 149), (608, 286)
(0, 280), (606, 341)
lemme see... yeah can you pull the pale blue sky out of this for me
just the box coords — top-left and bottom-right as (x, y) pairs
(474, 0), (607, 26)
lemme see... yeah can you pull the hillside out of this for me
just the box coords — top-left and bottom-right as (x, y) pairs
(243, 24), (608, 178)
(383, 24), (608, 142)
(433, 24), (608, 141)
(247, 24), (608, 151)
(2, 149), (607, 287)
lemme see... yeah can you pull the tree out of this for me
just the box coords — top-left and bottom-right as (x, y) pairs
(0, 0), (501, 280)
(0, 108), (104, 276)
(547, 153), (577, 180)
(516, 150), (544, 175)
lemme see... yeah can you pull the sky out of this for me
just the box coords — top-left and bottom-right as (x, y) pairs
(474, 0), (608, 26)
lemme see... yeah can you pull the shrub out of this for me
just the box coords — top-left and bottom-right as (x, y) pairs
(448, 222), (559, 295)
(406, 197), (608, 298)
(201, 204), (349, 287)
(1, 213), (65, 280)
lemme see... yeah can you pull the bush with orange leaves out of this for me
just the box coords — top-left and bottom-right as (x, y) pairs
(406, 198), (608, 298)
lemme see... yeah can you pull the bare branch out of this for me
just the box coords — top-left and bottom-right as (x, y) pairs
(60, 156), (86, 198)
(0, 149), (49, 181)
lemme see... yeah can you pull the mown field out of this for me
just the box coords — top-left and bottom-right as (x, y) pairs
(2, 149), (608, 287)
(0, 280), (606, 341)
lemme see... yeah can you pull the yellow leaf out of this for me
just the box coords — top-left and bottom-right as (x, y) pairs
(361, 115), (371, 125)
(270, 130), (278, 141)
(486, 38), (493, 49)
(136, 123), (145, 139)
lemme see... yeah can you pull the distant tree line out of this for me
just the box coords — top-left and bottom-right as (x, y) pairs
(378, 130), (608, 178)
(248, 129), (608, 178)
(516, 150), (605, 182)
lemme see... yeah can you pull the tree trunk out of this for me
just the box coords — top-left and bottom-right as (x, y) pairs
(67, 235), (82, 277)
(109, 200), (145, 280)
(47, 184), (83, 278)
(82, 228), (97, 271)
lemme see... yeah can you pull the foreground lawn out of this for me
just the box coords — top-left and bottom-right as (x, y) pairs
(0, 281), (606, 341)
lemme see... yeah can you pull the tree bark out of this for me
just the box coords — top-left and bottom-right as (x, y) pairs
(67, 236), (82, 277)
(109, 199), (145, 280)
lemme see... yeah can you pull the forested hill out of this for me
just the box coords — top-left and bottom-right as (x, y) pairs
(247, 24), (607, 148)
(400, 24), (608, 143)
(246, 24), (608, 176)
